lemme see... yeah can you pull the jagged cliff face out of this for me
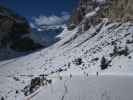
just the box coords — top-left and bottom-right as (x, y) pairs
(102, 0), (133, 22)
(0, 6), (31, 36)
(68, 0), (107, 30)
(68, 0), (133, 31)
(0, 6), (42, 52)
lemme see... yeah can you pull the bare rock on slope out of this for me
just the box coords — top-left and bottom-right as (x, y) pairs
(0, 5), (42, 51)
(68, 0), (133, 31)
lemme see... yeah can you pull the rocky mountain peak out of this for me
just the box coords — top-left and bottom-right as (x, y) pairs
(0, 5), (42, 52)
(68, 0), (133, 31)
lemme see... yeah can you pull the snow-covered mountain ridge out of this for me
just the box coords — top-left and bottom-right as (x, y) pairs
(1, 0), (133, 100)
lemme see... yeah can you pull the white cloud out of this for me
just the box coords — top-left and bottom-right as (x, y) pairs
(30, 22), (36, 28)
(32, 12), (70, 26)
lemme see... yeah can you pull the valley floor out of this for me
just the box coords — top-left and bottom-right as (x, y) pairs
(31, 75), (133, 100)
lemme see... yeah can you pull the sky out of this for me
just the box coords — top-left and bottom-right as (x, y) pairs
(0, 0), (78, 21)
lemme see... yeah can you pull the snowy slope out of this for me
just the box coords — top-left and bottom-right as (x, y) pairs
(32, 76), (133, 100)
(1, 21), (133, 99)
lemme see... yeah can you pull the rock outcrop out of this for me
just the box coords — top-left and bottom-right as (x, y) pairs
(68, 0), (133, 31)
(0, 5), (42, 51)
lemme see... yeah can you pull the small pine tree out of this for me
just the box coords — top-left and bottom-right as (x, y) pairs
(124, 46), (129, 56)
(1, 97), (4, 100)
(113, 45), (118, 54)
(100, 56), (108, 70)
